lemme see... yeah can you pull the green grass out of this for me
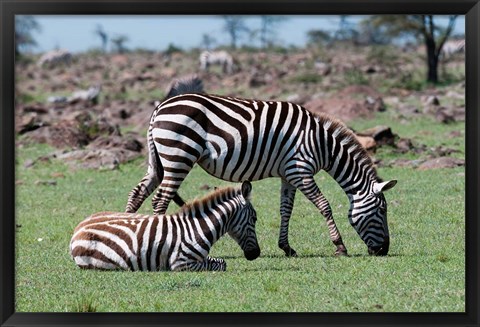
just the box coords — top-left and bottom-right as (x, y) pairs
(15, 119), (465, 312)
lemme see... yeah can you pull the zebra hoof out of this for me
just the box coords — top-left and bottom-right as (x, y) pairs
(284, 248), (297, 257)
(334, 249), (348, 257)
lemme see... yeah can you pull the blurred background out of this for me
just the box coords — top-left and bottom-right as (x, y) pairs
(15, 14), (465, 171)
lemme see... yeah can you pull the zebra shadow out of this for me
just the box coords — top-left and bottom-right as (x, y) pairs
(220, 252), (403, 260)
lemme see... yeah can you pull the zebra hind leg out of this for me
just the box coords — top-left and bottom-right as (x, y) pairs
(278, 180), (298, 257)
(125, 170), (159, 213)
(152, 183), (187, 215)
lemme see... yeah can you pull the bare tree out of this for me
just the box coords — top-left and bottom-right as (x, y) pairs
(201, 33), (216, 50)
(333, 15), (358, 43)
(365, 15), (458, 83)
(221, 16), (250, 49)
(111, 35), (129, 54)
(258, 16), (287, 48)
(94, 24), (109, 52)
(15, 16), (41, 56)
(306, 29), (332, 46)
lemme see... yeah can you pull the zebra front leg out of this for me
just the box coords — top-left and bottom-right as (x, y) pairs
(278, 180), (298, 257)
(294, 176), (348, 256)
(174, 256), (227, 272)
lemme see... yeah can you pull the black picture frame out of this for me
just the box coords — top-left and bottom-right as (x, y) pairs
(1, 1), (479, 326)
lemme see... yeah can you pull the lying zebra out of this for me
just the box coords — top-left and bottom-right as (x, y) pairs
(71, 181), (260, 271)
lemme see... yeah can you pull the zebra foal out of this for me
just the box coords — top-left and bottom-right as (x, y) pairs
(71, 181), (260, 271)
(126, 85), (397, 257)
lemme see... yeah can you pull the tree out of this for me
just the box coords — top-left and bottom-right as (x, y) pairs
(221, 16), (250, 49)
(111, 35), (129, 54)
(306, 29), (332, 46)
(201, 34), (216, 50)
(15, 16), (41, 56)
(364, 15), (458, 83)
(357, 19), (391, 46)
(333, 15), (358, 43)
(258, 16), (287, 48)
(94, 24), (109, 52)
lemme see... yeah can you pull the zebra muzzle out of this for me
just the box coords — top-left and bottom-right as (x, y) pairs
(244, 247), (261, 261)
(368, 236), (390, 256)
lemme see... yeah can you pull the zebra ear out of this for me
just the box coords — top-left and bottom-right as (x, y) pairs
(241, 181), (252, 200)
(373, 180), (397, 195)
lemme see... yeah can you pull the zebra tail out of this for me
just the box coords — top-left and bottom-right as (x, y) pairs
(149, 75), (202, 208)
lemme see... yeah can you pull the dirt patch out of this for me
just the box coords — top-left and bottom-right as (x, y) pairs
(417, 157), (465, 170)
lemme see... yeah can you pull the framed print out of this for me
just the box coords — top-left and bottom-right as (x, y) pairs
(1, 0), (479, 326)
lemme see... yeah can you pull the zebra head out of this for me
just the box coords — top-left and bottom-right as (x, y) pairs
(227, 181), (261, 261)
(349, 179), (397, 256)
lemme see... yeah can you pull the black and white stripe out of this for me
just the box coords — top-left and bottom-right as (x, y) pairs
(72, 181), (259, 271)
(126, 92), (397, 257)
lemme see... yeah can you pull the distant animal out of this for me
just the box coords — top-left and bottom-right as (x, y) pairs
(71, 181), (259, 271)
(37, 49), (72, 68)
(440, 39), (465, 59)
(125, 77), (397, 258)
(68, 85), (102, 104)
(199, 50), (235, 74)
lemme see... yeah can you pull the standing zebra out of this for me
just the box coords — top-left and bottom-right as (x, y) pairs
(71, 181), (260, 271)
(126, 92), (397, 257)
(37, 49), (72, 68)
(199, 50), (235, 74)
(440, 39), (465, 59)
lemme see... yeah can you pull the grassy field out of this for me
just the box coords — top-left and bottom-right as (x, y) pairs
(14, 111), (465, 312)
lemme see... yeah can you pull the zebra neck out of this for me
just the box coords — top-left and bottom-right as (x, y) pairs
(187, 200), (237, 245)
(320, 122), (378, 197)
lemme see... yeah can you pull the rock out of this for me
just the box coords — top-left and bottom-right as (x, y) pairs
(53, 149), (123, 170)
(417, 157), (465, 170)
(365, 96), (386, 112)
(23, 104), (49, 114)
(34, 180), (57, 186)
(314, 61), (331, 75)
(87, 134), (144, 153)
(24, 159), (36, 168)
(248, 69), (273, 87)
(355, 135), (376, 151)
(424, 95), (440, 106)
(336, 85), (383, 99)
(17, 115), (48, 134)
(435, 109), (455, 124)
(25, 121), (90, 148)
(51, 172), (65, 178)
(395, 138), (415, 153)
(356, 126), (396, 146)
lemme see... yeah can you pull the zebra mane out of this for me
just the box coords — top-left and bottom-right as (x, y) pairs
(178, 185), (241, 216)
(312, 111), (381, 182)
(164, 75), (204, 100)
